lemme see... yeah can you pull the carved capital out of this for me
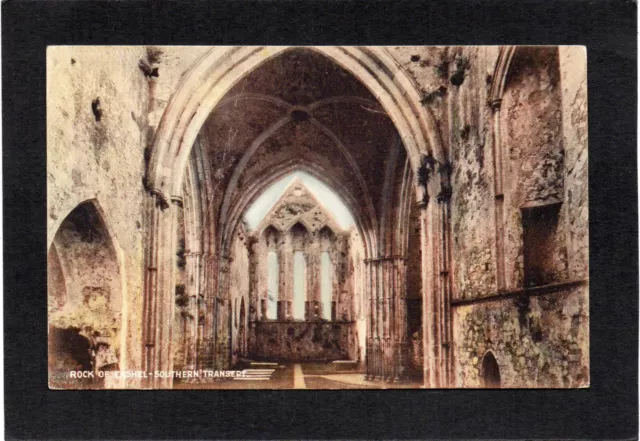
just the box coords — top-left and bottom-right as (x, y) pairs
(416, 154), (437, 208)
(488, 98), (502, 112)
(150, 189), (169, 210)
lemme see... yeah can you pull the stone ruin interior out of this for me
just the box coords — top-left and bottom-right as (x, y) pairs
(47, 46), (589, 389)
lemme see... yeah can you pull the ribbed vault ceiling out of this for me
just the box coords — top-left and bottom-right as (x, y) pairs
(195, 48), (406, 241)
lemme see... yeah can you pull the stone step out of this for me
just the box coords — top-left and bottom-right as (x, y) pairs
(243, 369), (275, 374)
(233, 377), (271, 381)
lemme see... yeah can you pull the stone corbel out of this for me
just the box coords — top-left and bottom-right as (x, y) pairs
(218, 255), (231, 273)
(150, 188), (170, 210)
(488, 98), (502, 113)
(416, 154), (437, 209)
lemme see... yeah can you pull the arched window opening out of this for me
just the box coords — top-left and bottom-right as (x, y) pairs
(293, 251), (307, 320)
(263, 225), (280, 249)
(318, 225), (335, 239)
(482, 352), (501, 388)
(290, 222), (309, 250)
(244, 171), (355, 232)
(266, 251), (279, 320)
(321, 251), (333, 320)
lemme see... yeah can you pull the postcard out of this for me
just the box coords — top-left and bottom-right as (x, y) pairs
(47, 45), (588, 389)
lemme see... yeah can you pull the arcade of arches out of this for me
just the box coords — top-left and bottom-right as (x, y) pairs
(47, 45), (589, 389)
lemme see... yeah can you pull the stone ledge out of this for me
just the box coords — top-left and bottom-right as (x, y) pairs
(451, 279), (588, 307)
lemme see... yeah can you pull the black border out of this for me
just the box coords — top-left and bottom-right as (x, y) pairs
(3, 1), (638, 439)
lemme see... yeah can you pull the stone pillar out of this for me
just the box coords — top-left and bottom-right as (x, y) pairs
(437, 163), (453, 386)
(184, 251), (201, 371)
(364, 255), (409, 382)
(335, 237), (349, 321)
(307, 241), (321, 320)
(364, 259), (375, 380)
(490, 99), (507, 291)
(419, 159), (453, 388)
(383, 259), (392, 381)
(281, 235), (293, 319)
(558, 46), (588, 280)
(142, 193), (179, 388)
(198, 252), (216, 370)
(215, 256), (231, 370)
(392, 256), (409, 382)
(420, 198), (437, 388)
(247, 239), (259, 356)
(248, 240), (261, 321)
(277, 300), (287, 320)
(374, 260), (383, 380)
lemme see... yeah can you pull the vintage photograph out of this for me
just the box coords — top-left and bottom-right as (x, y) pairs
(47, 45), (589, 390)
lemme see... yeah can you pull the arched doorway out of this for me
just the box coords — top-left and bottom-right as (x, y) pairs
(482, 352), (501, 388)
(48, 200), (123, 389)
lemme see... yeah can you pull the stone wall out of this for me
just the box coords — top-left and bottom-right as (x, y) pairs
(172, 205), (187, 369)
(559, 47), (589, 280)
(453, 284), (589, 387)
(445, 46), (589, 388)
(250, 321), (356, 361)
(141, 46), (210, 131)
(446, 47), (499, 300)
(501, 47), (567, 289)
(48, 202), (123, 387)
(47, 47), (151, 384)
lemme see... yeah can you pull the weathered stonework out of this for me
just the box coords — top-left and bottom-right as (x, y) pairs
(453, 284), (589, 388)
(247, 179), (359, 361)
(559, 47), (589, 281)
(447, 46), (588, 388)
(47, 45), (588, 389)
(47, 47), (153, 387)
(252, 322), (357, 362)
(501, 47), (567, 289)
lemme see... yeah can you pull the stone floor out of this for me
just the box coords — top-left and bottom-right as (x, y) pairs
(174, 361), (423, 390)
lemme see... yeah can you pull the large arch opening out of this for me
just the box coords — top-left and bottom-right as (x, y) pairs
(48, 200), (123, 389)
(146, 46), (449, 388)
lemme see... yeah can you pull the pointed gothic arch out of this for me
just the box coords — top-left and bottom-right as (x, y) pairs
(48, 198), (128, 387)
(223, 160), (376, 258)
(147, 46), (446, 202)
(142, 46), (452, 387)
(481, 351), (501, 388)
(262, 225), (281, 249)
